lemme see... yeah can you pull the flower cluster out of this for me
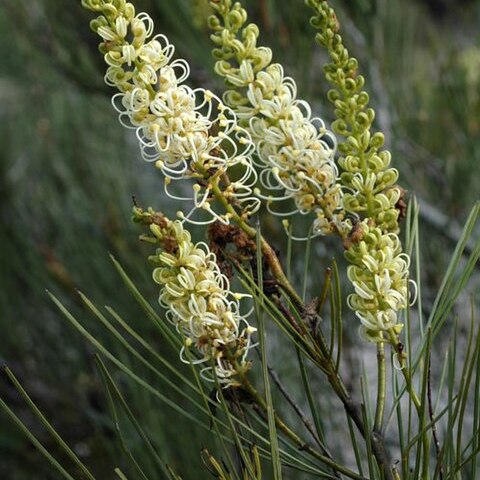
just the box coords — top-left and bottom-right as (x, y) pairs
(307, 0), (402, 235)
(345, 221), (412, 342)
(82, 0), (260, 224)
(307, 0), (415, 342)
(134, 207), (256, 387)
(209, 0), (346, 237)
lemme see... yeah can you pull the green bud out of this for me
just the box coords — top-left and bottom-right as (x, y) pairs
(342, 156), (361, 173)
(208, 15), (221, 29)
(332, 118), (349, 136)
(359, 131), (371, 151)
(227, 9), (245, 29)
(367, 154), (386, 173)
(356, 111), (372, 130)
(370, 132), (385, 150)
(357, 91), (369, 106)
(328, 89), (340, 102)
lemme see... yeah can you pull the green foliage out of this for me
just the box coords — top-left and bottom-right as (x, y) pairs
(0, 0), (479, 479)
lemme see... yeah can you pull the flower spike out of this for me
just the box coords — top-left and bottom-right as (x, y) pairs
(82, 0), (260, 225)
(209, 0), (347, 238)
(344, 221), (411, 342)
(133, 206), (256, 387)
(307, 0), (416, 343)
(307, 0), (403, 235)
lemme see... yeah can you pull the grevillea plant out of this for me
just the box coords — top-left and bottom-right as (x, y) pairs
(1, 1), (479, 480)
(208, 0), (413, 354)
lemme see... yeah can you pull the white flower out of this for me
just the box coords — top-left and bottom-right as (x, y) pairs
(210, 4), (346, 238)
(148, 219), (255, 386)
(84, 0), (260, 225)
(345, 221), (414, 341)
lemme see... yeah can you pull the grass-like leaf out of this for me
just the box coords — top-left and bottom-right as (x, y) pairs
(255, 221), (283, 480)
(0, 396), (77, 480)
(2, 366), (97, 480)
(95, 356), (171, 477)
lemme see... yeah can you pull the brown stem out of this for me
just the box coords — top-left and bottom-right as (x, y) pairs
(315, 331), (395, 480)
(208, 176), (395, 478)
(210, 178), (303, 308)
(240, 374), (366, 480)
(428, 357), (443, 480)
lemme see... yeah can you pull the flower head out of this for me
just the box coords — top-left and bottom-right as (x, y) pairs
(306, 0), (417, 344)
(307, 0), (404, 235)
(209, 0), (346, 238)
(345, 220), (412, 342)
(82, 0), (260, 224)
(134, 207), (256, 386)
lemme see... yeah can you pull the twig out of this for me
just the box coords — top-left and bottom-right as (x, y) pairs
(239, 372), (367, 480)
(374, 341), (387, 435)
(272, 295), (307, 337)
(262, 358), (342, 478)
(261, 356), (313, 441)
(428, 357), (443, 480)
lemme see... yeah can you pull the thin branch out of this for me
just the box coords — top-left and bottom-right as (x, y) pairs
(262, 359), (341, 479)
(428, 357), (443, 480)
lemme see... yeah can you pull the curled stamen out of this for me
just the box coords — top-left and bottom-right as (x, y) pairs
(345, 220), (414, 340)
(131, 210), (256, 386)
(84, 0), (260, 225)
(209, 1), (346, 237)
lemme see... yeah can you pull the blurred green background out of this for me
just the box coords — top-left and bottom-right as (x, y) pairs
(1, 0), (479, 478)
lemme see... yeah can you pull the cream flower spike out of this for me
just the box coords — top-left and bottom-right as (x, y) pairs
(133, 207), (256, 387)
(82, 0), (260, 225)
(306, 1), (417, 343)
(344, 220), (415, 342)
(209, 0), (347, 238)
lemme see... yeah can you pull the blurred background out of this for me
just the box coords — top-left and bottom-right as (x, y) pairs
(0, 0), (479, 478)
